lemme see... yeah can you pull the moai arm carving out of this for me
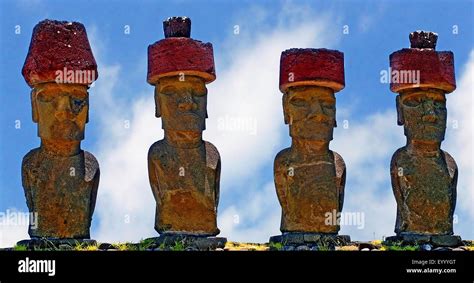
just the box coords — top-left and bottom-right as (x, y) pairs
(390, 149), (404, 233)
(274, 149), (290, 213)
(213, 147), (221, 208)
(147, 143), (162, 206)
(334, 151), (346, 212)
(86, 153), (100, 218)
(443, 151), (458, 217)
(204, 141), (221, 207)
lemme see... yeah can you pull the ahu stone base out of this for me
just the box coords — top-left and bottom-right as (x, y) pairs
(146, 234), (227, 251)
(384, 234), (463, 248)
(269, 232), (351, 251)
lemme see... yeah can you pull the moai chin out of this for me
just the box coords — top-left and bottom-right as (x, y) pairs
(20, 19), (99, 243)
(269, 48), (350, 248)
(146, 17), (226, 249)
(386, 31), (462, 247)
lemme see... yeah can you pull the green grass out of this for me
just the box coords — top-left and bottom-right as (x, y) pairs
(13, 245), (28, 251)
(268, 242), (283, 251)
(383, 241), (419, 251)
(170, 240), (185, 251)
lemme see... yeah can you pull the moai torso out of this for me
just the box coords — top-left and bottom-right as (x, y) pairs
(275, 48), (346, 234)
(389, 31), (458, 236)
(147, 17), (221, 236)
(148, 140), (220, 235)
(391, 148), (457, 234)
(275, 149), (345, 233)
(22, 149), (99, 238)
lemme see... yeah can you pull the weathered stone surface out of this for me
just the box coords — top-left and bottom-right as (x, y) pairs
(147, 18), (223, 241)
(388, 32), (460, 244)
(146, 235), (227, 251)
(270, 232), (350, 247)
(410, 30), (438, 49)
(273, 48), (347, 239)
(163, 16), (191, 38)
(148, 17), (215, 85)
(21, 20), (99, 240)
(384, 234), (462, 247)
(431, 235), (463, 247)
(279, 48), (345, 93)
(22, 19), (98, 87)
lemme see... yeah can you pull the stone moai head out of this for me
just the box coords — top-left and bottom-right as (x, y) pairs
(22, 20), (98, 142)
(279, 48), (345, 141)
(147, 17), (216, 133)
(390, 31), (455, 144)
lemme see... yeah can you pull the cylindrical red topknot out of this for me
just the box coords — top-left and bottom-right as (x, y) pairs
(22, 19), (98, 88)
(147, 17), (215, 85)
(390, 31), (455, 94)
(279, 48), (345, 93)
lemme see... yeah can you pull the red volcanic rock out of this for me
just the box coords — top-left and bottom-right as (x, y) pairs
(390, 31), (455, 93)
(147, 17), (215, 85)
(279, 48), (345, 93)
(22, 19), (98, 87)
(147, 38), (215, 84)
(163, 16), (191, 38)
(390, 49), (455, 94)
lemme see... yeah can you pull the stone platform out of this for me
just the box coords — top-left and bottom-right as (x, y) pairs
(146, 234), (227, 251)
(383, 234), (463, 247)
(269, 233), (351, 251)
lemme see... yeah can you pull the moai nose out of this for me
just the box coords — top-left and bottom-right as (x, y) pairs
(308, 100), (325, 120)
(55, 96), (74, 120)
(178, 96), (196, 111)
(422, 101), (438, 123)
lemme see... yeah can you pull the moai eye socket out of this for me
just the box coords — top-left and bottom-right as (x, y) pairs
(37, 91), (55, 103)
(159, 86), (177, 96)
(290, 98), (307, 107)
(402, 96), (422, 107)
(71, 97), (86, 112)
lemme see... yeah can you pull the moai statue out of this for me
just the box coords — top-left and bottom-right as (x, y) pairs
(385, 31), (462, 247)
(146, 17), (226, 250)
(269, 48), (350, 249)
(19, 20), (99, 248)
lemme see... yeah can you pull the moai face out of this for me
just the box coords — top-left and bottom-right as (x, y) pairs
(284, 86), (336, 141)
(155, 76), (207, 132)
(32, 83), (89, 141)
(397, 88), (447, 143)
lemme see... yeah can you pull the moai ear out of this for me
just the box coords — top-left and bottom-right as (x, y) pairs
(283, 93), (290, 124)
(205, 110), (208, 119)
(154, 87), (161, 118)
(396, 95), (404, 125)
(86, 94), (90, 123)
(31, 89), (39, 123)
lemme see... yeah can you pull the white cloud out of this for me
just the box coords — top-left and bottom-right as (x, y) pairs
(0, 208), (30, 248)
(333, 110), (404, 240)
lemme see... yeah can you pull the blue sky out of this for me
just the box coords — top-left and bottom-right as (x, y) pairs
(0, 0), (472, 246)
